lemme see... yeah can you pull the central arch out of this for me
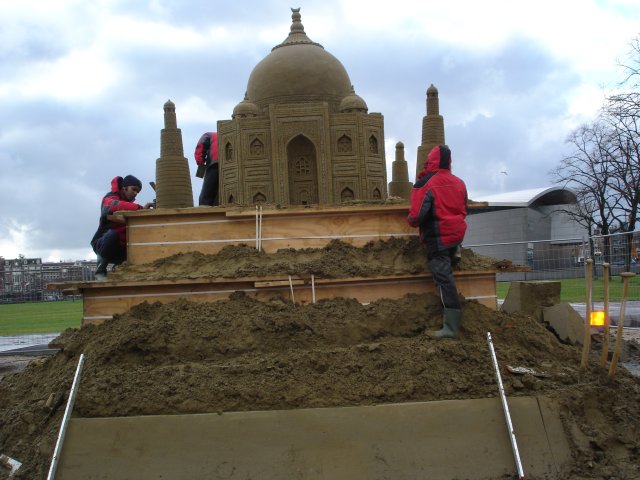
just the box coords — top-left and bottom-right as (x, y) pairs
(287, 135), (319, 205)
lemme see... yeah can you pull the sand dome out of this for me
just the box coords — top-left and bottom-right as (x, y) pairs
(339, 86), (368, 113)
(246, 8), (352, 109)
(232, 93), (260, 118)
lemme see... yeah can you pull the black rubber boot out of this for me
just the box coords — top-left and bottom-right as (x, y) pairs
(429, 308), (462, 339)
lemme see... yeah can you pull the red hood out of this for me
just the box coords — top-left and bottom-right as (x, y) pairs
(418, 145), (452, 179)
(110, 176), (123, 193)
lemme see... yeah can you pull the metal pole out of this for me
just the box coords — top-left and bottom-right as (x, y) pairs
(486, 332), (525, 480)
(47, 353), (85, 480)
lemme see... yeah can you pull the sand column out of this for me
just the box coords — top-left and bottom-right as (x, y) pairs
(415, 84), (445, 180)
(388, 142), (412, 199)
(156, 100), (194, 209)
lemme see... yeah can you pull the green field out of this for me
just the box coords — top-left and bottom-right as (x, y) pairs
(0, 300), (82, 335)
(1, 276), (639, 336)
(497, 275), (640, 303)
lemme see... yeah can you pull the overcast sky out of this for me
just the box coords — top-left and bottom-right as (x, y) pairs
(1, 0), (639, 262)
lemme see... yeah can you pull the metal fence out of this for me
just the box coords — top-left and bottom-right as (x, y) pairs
(467, 230), (640, 328)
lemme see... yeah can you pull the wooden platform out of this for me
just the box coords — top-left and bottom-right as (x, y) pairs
(52, 203), (497, 324)
(120, 204), (420, 265)
(67, 271), (497, 325)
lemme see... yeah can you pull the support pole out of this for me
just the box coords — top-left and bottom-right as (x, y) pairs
(580, 259), (593, 370)
(486, 332), (525, 480)
(47, 353), (85, 480)
(600, 263), (610, 368)
(609, 272), (636, 379)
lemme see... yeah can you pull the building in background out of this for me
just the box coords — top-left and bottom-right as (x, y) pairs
(0, 256), (96, 303)
(465, 187), (589, 280)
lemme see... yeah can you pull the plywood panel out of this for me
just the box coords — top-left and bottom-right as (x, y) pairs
(79, 272), (496, 325)
(125, 205), (418, 265)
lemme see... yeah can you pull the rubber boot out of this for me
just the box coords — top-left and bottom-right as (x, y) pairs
(429, 308), (462, 339)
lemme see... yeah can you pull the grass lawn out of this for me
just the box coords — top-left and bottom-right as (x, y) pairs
(0, 300), (82, 335)
(497, 275), (640, 303)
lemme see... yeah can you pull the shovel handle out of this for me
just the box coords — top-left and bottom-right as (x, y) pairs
(580, 259), (593, 370)
(608, 272), (635, 379)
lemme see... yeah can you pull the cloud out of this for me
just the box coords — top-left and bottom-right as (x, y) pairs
(0, 0), (638, 261)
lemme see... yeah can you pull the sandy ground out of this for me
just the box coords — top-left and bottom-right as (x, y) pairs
(1, 240), (639, 479)
(107, 237), (520, 282)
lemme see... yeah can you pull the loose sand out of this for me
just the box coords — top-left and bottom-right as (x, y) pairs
(1, 240), (639, 479)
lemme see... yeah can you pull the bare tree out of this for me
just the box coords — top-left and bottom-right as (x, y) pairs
(603, 36), (640, 269)
(550, 120), (622, 246)
(553, 35), (640, 272)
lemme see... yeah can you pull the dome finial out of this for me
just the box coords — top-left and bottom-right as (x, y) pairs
(290, 8), (303, 34)
(273, 7), (322, 50)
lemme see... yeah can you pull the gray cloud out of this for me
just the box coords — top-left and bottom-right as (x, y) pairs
(0, 1), (635, 260)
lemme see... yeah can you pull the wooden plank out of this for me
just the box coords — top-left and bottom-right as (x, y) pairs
(125, 205), (419, 265)
(254, 279), (306, 288)
(79, 272), (496, 325)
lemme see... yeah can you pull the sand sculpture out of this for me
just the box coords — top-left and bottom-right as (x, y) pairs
(388, 141), (413, 198)
(154, 9), (445, 208)
(215, 8), (389, 206)
(415, 83), (446, 179)
(154, 100), (193, 209)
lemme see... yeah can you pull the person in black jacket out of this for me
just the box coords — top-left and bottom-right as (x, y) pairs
(91, 175), (154, 280)
(194, 132), (219, 206)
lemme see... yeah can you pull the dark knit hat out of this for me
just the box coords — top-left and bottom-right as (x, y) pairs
(122, 175), (142, 190)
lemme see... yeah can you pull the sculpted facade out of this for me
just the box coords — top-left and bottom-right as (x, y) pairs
(217, 9), (387, 206)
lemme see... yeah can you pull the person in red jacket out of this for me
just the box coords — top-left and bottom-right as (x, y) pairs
(407, 145), (468, 338)
(90, 175), (154, 280)
(194, 132), (219, 206)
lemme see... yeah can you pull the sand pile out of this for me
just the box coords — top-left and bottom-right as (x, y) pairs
(108, 237), (521, 282)
(1, 292), (640, 479)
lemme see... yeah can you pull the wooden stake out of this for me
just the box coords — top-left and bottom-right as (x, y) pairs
(608, 272), (636, 379)
(580, 259), (593, 370)
(600, 263), (610, 368)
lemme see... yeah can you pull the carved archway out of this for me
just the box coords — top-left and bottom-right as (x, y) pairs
(225, 142), (233, 162)
(341, 187), (354, 202)
(337, 134), (352, 153)
(253, 192), (266, 204)
(287, 135), (318, 205)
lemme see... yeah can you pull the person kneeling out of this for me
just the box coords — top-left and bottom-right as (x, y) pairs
(90, 175), (154, 280)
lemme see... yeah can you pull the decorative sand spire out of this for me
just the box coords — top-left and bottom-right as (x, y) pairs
(415, 84), (446, 179)
(272, 7), (323, 50)
(388, 141), (412, 199)
(155, 100), (194, 209)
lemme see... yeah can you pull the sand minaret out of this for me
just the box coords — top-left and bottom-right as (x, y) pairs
(155, 100), (194, 209)
(415, 84), (445, 180)
(388, 142), (412, 199)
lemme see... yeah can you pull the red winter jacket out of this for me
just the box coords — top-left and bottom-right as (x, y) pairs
(91, 176), (144, 248)
(194, 132), (218, 166)
(407, 145), (468, 252)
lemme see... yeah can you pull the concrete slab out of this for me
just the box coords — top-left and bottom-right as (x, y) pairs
(55, 396), (570, 480)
